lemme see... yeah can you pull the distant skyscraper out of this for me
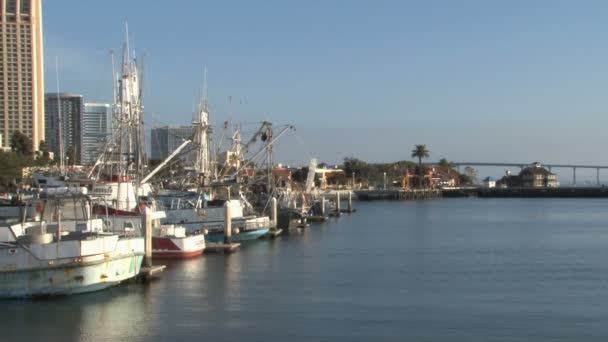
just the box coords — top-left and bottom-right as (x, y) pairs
(44, 93), (84, 164)
(0, 0), (45, 150)
(82, 103), (109, 165)
(151, 126), (193, 160)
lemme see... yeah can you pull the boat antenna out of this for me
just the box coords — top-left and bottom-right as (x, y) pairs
(125, 21), (131, 67)
(203, 65), (208, 112)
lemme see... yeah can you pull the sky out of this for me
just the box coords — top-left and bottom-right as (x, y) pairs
(44, 0), (608, 181)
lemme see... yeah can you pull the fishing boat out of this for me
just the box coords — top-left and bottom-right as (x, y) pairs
(157, 195), (270, 243)
(0, 190), (144, 298)
(91, 203), (206, 258)
(152, 224), (206, 258)
(0, 196), (39, 226)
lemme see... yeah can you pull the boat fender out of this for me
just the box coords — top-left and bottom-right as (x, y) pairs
(233, 228), (240, 235)
(203, 229), (209, 235)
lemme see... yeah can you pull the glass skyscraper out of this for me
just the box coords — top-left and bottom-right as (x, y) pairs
(82, 103), (109, 165)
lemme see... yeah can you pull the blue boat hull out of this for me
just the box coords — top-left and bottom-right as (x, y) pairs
(205, 229), (269, 243)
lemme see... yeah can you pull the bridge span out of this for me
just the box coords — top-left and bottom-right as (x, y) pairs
(430, 162), (608, 185)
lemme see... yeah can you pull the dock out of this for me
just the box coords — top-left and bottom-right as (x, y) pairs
(443, 186), (608, 198)
(139, 265), (167, 280)
(307, 216), (328, 222)
(264, 228), (283, 238)
(354, 189), (442, 200)
(205, 242), (241, 254)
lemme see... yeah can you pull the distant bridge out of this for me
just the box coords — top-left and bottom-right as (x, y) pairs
(429, 162), (608, 185)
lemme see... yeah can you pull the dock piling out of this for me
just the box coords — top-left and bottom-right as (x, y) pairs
(224, 201), (232, 244)
(139, 208), (166, 279)
(271, 197), (278, 228)
(348, 192), (352, 212)
(141, 208), (152, 268)
(336, 192), (341, 212)
(321, 196), (326, 217)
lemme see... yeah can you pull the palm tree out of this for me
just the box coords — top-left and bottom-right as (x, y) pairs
(411, 144), (430, 169)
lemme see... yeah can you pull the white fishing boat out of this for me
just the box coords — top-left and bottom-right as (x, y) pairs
(157, 195), (271, 242)
(0, 190), (144, 298)
(152, 224), (206, 258)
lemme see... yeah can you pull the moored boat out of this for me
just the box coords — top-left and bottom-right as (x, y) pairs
(157, 196), (271, 242)
(152, 224), (206, 258)
(0, 192), (144, 298)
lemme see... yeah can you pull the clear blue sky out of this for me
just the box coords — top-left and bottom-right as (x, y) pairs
(44, 1), (608, 180)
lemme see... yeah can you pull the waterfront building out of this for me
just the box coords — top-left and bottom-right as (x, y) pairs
(44, 93), (84, 164)
(150, 125), (193, 160)
(520, 163), (559, 187)
(497, 162), (559, 188)
(0, 0), (45, 151)
(431, 167), (460, 187)
(82, 103), (109, 165)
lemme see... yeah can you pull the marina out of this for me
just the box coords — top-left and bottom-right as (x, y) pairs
(2, 1), (608, 340)
(2, 199), (608, 341)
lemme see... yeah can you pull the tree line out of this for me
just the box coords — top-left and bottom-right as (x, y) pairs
(0, 131), (53, 191)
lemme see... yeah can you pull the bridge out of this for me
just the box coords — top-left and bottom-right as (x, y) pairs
(430, 162), (608, 185)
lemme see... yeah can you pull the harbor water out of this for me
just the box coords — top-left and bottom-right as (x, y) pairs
(4, 198), (608, 341)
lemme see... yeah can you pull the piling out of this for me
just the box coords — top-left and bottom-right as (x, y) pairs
(321, 196), (326, 217)
(336, 192), (341, 212)
(224, 201), (232, 244)
(265, 197), (282, 238)
(330, 192), (341, 217)
(271, 197), (278, 228)
(139, 207), (166, 279)
(142, 208), (152, 268)
(338, 191), (357, 213)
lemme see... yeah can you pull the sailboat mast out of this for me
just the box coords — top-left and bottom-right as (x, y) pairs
(55, 57), (65, 175)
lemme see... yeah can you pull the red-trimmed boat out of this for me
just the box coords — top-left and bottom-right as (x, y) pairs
(92, 203), (206, 259)
(152, 225), (206, 258)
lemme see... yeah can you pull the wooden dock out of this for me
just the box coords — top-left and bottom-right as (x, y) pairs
(205, 242), (241, 254)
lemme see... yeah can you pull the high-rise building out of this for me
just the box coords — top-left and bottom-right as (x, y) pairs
(82, 102), (109, 165)
(0, 0), (45, 151)
(150, 125), (193, 161)
(44, 93), (84, 164)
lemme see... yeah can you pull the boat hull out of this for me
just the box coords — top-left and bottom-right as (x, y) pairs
(0, 254), (144, 298)
(152, 234), (205, 259)
(204, 228), (269, 243)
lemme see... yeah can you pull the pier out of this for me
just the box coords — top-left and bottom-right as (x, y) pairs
(443, 186), (608, 198)
(354, 189), (442, 201)
(435, 162), (608, 186)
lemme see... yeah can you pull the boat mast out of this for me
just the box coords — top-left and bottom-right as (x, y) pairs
(193, 66), (211, 187)
(55, 57), (65, 175)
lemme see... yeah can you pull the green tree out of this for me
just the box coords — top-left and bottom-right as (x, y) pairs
(411, 144), (430, 170)
(10, 131), (32, 156)
(0, 150), (31, 191)
(438, 158), (453, 169)
(35, 140), (51, 166)
(464, 166), (477, 183)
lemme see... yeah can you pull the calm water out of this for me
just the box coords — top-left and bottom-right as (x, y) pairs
(4, 198), (608, 341)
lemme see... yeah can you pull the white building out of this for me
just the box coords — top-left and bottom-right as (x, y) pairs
(482, 176), (496, 188)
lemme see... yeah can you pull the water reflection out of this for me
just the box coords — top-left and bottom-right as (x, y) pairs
(1, 285), (147, 342)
